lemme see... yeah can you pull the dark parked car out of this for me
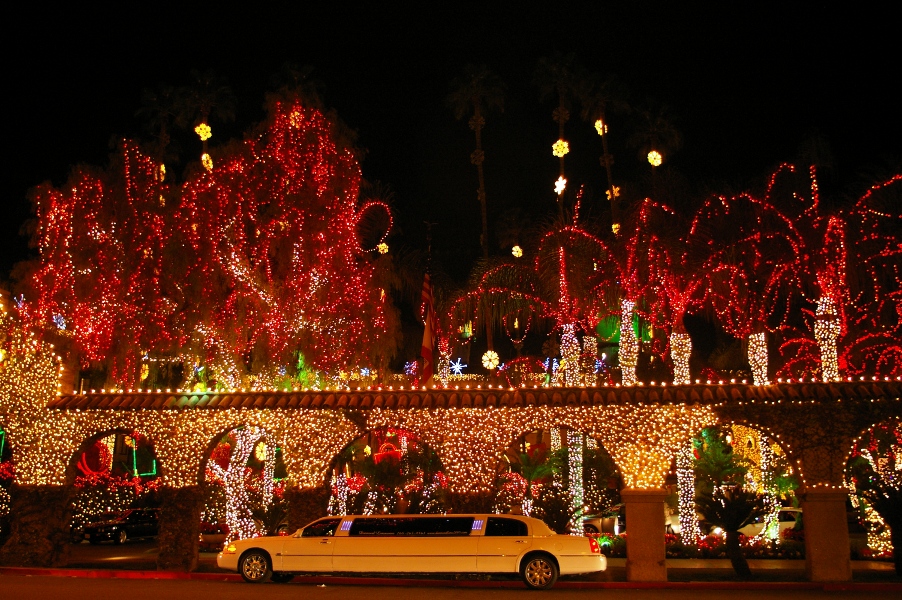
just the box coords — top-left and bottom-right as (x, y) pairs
(82, 508), (160, 544)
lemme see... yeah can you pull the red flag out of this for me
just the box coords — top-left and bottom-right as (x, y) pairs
(420, 272), (436, 387)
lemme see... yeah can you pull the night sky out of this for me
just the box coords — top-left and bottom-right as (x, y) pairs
(6, 2), (900, 290)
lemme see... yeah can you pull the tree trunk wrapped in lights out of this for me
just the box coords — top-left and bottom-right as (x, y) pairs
(619, 300), (638, 385)
(814, 296), (841, 381)
(747, 332), (769, 385)
(669, 332), (692, 385)
(560, 323), (580, 387)
(582, 333), (598, 387)
(676, 442), (701, 545)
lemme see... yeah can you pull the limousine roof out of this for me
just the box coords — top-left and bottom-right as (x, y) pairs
(45, 379), (901, 410)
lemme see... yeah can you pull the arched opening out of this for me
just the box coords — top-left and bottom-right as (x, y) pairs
(845, 418), (900, 566)
(200, 426), (286, 543)
(670, 424), (800, 560)
(67, 429), (162, 543)
(327, 427), (448, 516)
(495, 427), (622, 535)
(0, 424), (13, 544)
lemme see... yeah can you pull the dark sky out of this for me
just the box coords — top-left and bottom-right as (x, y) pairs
(5, 2), (900, 287)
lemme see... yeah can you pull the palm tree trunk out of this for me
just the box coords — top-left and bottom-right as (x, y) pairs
(725, 530), (752, 579)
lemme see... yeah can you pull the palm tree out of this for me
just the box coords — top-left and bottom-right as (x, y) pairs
(696, 486), (768, 578)
(534, 52), (582, 219)
(180, 69), (237, 161)
(448, 65), (505, 352)
(447, 64), (505, 262)
(578, 72), (630, 231)
(136, 84), (183, 164)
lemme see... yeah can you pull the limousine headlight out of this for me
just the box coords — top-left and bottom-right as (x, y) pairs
(222, 543), (237, 554)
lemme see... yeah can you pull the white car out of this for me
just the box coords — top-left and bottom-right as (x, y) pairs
(218, 513), (606, 590)
(738, 507), (802, 537)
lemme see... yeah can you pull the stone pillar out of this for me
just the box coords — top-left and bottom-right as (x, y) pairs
(157, 486), (203, 572)
(801, 488), (852, 581)
(0, 484), (73, 567)
(621, 488), (668, 581)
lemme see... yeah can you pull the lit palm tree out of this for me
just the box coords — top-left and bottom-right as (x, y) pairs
(578, 72), (630, 232)
(534, 52), (582, 218)
(180, 69), (236, 163)
(447, 64), (505, 261)
(136, 84), (183, 164)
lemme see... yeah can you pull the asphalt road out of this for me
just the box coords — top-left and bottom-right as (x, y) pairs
(1, 576), (899, 600)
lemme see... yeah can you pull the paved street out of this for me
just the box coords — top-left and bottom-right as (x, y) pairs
(1, 575), (899, 600)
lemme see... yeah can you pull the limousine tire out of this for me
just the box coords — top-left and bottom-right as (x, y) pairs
(239, 549), (273, 583)
(521, 552), (559, 590)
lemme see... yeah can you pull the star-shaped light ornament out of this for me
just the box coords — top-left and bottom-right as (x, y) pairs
(554, 176), (567, 195)
(647, 150), (663, 167)
(606, 186), (620, 200)
(512, 245), (523, 258)
(377, 242), (389, 254)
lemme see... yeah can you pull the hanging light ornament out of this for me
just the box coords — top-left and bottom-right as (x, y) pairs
(511, 245), (523, 258)
(377, 242), (389, 254)
(482, 350), (500, 370)
(554, 176), (567, 195)
(594, 119), (608, 136)
(552, 139), (570, 157)
(201, 153), (213, 172)
(647, 150), (663, 167)
(194, 123), (212, 141)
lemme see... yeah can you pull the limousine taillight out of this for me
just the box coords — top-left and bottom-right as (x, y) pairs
(588, 537), (601, 554)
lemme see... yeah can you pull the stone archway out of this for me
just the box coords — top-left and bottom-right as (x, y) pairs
(200, 425), (281, 541)
(326, 426), (448, 516)
(844, 417), (901, 572)
(66, 428), (163, 538)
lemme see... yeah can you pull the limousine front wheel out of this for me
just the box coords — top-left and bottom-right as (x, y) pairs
(521, 553), (559, 590)
(239, 549), (273, 583)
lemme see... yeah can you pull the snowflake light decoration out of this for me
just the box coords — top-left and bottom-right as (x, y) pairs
(552, 139), (570, 157)
(482, 350), (500, 370)
(511, 245), (523, 258)
(450, 358), (467, 375)
(377, 242), (388, 254)
(194, 123), (212, 141)
(647, 150), (663, 167)
(554, 176), (567, 195)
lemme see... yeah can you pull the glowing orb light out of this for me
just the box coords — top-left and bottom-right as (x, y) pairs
(201, 153), (213, 172)
(482, 350), (500, 370)
(512, 245), (523, 258)
(377, 242), (389, 254)
(554, 176), (567, 195)
(647, 150), (663, 167)
(594, 119), (607, 135)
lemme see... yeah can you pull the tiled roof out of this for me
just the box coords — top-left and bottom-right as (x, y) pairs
(45, 381), (902, 411)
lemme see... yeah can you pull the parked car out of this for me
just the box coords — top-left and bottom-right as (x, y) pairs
(219, 513), (606, 590)
(738, 507), (802, 537)
(81, 508), (160, 544)
(583, 505), (680, 535)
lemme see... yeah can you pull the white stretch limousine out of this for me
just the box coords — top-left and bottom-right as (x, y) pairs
(217, 514), (606, 589)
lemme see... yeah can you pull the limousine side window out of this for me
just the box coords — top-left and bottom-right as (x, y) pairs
(485, 517), (528, 537)
(302, 517), (341, 537)
(349, 517), (475, 536)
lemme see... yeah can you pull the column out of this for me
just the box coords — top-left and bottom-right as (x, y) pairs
(0, 484), (73, 567)
(801, 488), (852, 581)
(157, 486), (203, 572)
(621, 488), (668, 581)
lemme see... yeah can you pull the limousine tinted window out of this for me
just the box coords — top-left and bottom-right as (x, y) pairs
(302, 517), (341, 537)
(485, 517), (528, 537)
(349, 517), (475, 536)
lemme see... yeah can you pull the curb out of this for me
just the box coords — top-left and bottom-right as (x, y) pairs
(1, 567), (900, 591)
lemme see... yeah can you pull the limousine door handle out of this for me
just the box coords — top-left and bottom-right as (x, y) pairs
(320, 539), (331, 544)
(515, 540), (528, 544)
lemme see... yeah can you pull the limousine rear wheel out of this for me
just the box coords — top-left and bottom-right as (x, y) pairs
(239, 549), (273, 583)
(521, 553), (559, 590)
